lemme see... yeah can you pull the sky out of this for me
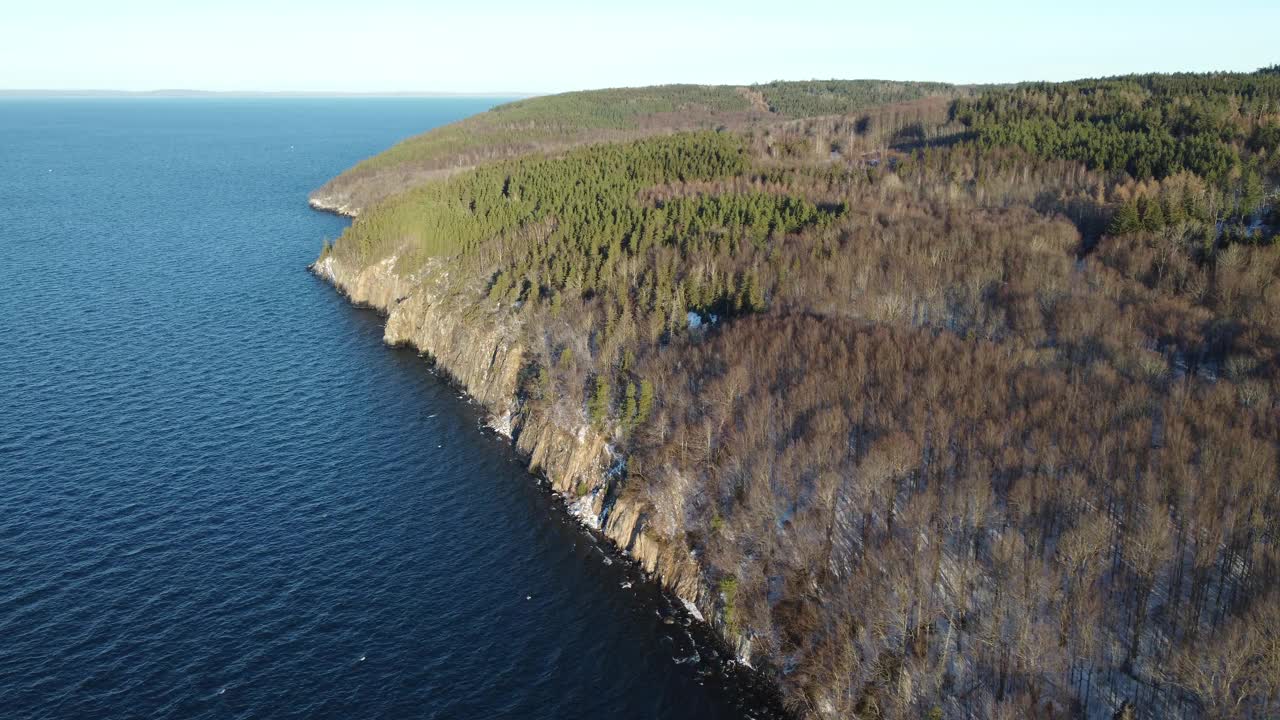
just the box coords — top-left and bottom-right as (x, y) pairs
(3, 0), (1277, 93)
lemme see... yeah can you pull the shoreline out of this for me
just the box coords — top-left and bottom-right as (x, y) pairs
(307, 252), (789, 717)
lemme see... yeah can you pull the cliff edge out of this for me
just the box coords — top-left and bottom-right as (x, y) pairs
(310, 252), (710, 618)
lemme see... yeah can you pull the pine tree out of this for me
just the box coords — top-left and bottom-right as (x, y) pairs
(1241, 169), (1265, 221)
(1109, 201), (1141, 236)
(1142, 196), (1166, 232)
(636, 379), (655, 426)
(588, 376), (611, 427)
(623, 382), (639, 430)
(738, 269), (765, 313)
(1162, 192), (1187, 226)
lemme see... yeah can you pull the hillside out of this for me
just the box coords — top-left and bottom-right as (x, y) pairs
(308, 80), (968, 215)
(312, 72), (1280, 719)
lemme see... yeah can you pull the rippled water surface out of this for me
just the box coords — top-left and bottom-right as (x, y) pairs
(0, 99), (777, 719)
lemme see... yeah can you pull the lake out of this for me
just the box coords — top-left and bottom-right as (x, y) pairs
(0, 98), (778, 719)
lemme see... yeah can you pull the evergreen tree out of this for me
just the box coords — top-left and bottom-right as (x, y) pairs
(738, 269), (765, 312)
(636, 379), (655, 426)
(1142, 196), (1166, 232)
(1110, 201), (1141, 236)
(1241, 169), (1265, 221)
(588, 376), (611, 426)
(623, 382), (639, 430)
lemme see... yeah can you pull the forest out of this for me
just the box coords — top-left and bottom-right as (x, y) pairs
(310, 80), (964, 214)
(319, 68), (1280, 719)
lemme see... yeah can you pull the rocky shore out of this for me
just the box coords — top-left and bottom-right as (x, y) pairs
(309, 251), (748, 661)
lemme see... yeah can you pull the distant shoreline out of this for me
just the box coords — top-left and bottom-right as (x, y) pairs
(0, 89), (541, 99)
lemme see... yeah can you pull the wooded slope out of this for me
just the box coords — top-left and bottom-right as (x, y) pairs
(318, 69), (1280, 719)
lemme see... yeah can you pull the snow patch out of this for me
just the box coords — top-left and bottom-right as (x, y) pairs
(568, 491), (602, 530)
(314, 256), (336, 280)
(486, 411), (514, 438)
(734, 635), (754, 667)
(680, 597), (705, 622)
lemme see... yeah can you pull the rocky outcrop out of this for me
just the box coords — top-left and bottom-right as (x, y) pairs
(308, 166), (478, 220)
(311, 252), (719, 641)
(308, 194), (361, 218)
(603, 497), (705, 602)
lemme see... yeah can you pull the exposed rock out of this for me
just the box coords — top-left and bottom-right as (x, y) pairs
(308, 194), (361, 218)
(311, 252), (713, 625)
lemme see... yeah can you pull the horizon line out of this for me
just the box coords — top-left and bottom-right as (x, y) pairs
(4, 65), (1276, 99)
(0, 89), (546, 99)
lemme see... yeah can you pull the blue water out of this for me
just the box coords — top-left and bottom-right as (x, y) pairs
(0, 99), (779, 719)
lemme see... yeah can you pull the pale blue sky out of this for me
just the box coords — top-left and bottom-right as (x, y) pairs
(4, 0), (1276, 92)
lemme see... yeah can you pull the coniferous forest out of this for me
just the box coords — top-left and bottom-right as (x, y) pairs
(317, 70), (1280, 719)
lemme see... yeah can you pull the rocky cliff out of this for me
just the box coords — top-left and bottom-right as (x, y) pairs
(308, 195), (361, 218)
(310, 252), (717, 644)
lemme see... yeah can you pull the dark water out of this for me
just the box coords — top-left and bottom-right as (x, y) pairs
(0, 99), (779, 719)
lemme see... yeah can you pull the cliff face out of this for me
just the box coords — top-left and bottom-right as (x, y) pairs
(310, 252), (715, 642)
